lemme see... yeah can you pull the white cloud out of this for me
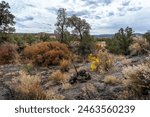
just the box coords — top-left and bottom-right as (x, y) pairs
(1, 0), (150, 34)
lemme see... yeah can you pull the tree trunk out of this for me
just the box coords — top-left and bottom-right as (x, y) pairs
(61, 25), (64, 43)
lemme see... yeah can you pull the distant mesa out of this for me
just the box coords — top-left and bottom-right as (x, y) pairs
(147, 30), (150, 33)
(15, 32), (57, 39)
(93, 33), (144, 38)
(92, 34), (114, 38)
(14, 32), (144, 39)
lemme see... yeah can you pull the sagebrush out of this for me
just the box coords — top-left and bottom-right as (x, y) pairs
(122, 61), (150, 99)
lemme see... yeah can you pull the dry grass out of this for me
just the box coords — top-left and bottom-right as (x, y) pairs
(79, 83), (100, 99)
(114, 55), (126, 61)
(62, 82), (72, 90)
(82, 83), (97, 93)
(114, 55), (131, 66)
(6, 71), (65, 100)
(121, 58), (131, 66)
(6, 71), (47, 100)
(60, 59), (70, 72)
(103, 75), (122, 85)
(49, 70), (68, 83)
(117, 90), (137, 100)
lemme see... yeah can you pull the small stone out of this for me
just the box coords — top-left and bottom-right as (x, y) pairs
(41, 71), (47, 75)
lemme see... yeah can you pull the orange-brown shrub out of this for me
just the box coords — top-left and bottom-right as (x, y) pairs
(0, 43), (19, 65)
(23, 41), (71, 66)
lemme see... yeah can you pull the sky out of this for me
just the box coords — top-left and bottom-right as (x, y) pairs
(1, 0), (150, 34)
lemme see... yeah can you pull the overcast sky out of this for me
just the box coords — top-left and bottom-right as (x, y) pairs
(1, 0), (150, 34)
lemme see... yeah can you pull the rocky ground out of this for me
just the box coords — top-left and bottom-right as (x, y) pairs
(0, 55), (149, 100)
(0, 64), (21, 99)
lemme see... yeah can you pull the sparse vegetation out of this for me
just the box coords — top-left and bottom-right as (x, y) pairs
(1, 1), (150, 100)
(6, 71), (65, 100)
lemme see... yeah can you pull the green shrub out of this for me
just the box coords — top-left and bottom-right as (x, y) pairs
(106, 38), (123, 54)
(22, 34), (39, 44)
(0, 33), (12, 44)
(78, 35), (95, 56)
(106, 27), (133, 55)
(39, 33), (50, 42)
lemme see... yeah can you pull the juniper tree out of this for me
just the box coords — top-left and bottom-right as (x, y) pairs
(114, 27), (133, 55)
(55, 8), (67, 43)
(0, 1), (15, 43)
(0, 1), (15, 33)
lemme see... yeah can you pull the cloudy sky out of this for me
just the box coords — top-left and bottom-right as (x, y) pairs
(1, 0), (150, 34)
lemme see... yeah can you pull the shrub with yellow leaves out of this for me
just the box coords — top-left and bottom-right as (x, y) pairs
(88, 51), (114, 72)
(88, 54), (100, 71)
